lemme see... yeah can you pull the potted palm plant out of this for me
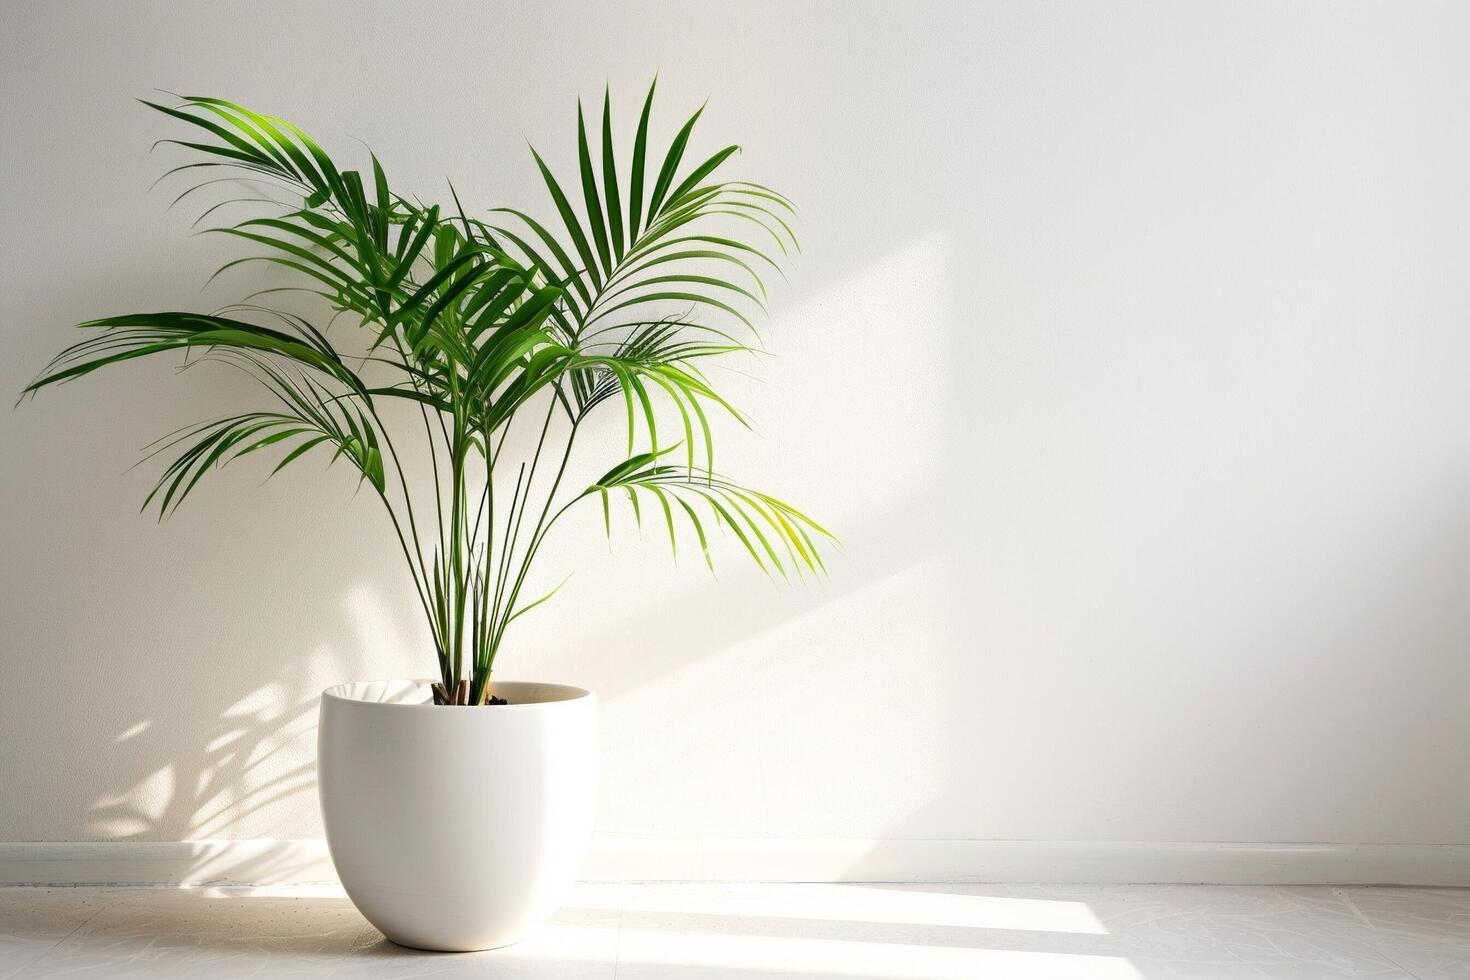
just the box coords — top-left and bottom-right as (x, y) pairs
(24, 84), (829, 950)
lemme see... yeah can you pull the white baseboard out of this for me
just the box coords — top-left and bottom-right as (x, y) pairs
(0, 840), (335, 888)
(583, 839), (1470, 886)
(0, 839), (1465, 887)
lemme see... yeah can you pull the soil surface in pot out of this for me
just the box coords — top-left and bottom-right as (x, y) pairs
(430, 680), (509, 705)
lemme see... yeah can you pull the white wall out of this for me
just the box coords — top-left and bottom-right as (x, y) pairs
(2, 0), (1467, 853)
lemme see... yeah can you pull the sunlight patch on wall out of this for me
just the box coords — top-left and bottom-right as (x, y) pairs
(91, 764), (175, 837)
(113, 719), (152, 743)
(598, 555), (955, 836)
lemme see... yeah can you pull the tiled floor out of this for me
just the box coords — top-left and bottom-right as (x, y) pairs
(0, 883), (1465, 979)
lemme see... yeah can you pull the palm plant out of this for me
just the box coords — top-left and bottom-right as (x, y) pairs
(25, 85), (831, 706)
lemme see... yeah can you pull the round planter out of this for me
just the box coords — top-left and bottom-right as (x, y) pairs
(318, 679), (597, 951)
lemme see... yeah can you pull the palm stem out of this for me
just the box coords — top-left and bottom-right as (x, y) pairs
(488, 418), (581, 678)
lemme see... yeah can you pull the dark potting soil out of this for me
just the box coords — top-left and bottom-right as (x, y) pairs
(430, 681), (510, 706)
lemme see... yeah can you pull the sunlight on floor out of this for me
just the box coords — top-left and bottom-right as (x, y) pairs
(4, 882), (1464, 978)
(606, 929), (1141, 979)
(193, 882), (1130, 979)
(578, 881), (1108, 934)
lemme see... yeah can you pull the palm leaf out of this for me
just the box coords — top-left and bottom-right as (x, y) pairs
(24, 89), (826, 703)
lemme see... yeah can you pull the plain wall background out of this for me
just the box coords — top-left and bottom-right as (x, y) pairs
(2, 0), (1467, 849)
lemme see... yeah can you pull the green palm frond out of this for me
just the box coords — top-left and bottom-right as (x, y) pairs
(26, 311), (365, 395)
(588, 451), (832, 577)
(24, 86), (829, 706)
(490, 80), (791, 355)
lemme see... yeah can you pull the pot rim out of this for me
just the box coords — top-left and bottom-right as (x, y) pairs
(321, 678), (594, 710)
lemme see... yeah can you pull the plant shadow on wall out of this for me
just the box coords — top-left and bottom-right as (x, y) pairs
(84, 578), (412, 883)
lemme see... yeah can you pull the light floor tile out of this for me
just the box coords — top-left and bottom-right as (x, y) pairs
(0, 889), (114, 980)
(0, 882), (1464, 979)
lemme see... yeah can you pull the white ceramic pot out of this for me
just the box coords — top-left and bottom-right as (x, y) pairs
(318, 679), (597, 951)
